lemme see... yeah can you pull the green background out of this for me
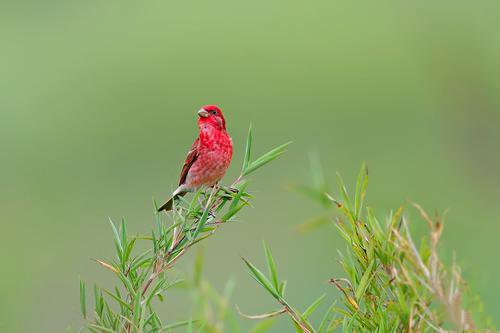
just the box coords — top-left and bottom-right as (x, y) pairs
(1, 1), (499, 331)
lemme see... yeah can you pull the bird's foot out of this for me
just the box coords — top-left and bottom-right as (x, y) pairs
(220, 185), (239, 195)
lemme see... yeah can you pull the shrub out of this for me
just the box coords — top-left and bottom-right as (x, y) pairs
(242, 162), (493, 332)
(76, 126), (290, 332)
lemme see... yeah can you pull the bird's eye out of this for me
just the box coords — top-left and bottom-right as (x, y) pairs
(210, 110), (217, 115)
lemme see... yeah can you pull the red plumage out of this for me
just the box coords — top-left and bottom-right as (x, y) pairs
(158, 105), (233, 212)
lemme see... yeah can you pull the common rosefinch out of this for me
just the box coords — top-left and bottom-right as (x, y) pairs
(158, 105), (233, 212)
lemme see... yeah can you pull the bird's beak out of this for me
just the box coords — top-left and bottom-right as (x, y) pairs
(198, 109), (209, 118)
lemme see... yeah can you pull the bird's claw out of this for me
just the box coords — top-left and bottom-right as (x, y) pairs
(220, 185), (239, 195)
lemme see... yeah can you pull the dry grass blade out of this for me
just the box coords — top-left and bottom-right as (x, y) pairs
(236, 306), (287, 320)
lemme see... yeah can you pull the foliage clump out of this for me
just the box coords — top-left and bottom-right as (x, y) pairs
(77, 126), (290, 332)
(75, 132), (492, 332)
(241, 163), (493, 332)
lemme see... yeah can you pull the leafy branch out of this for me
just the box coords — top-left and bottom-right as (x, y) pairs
(77, 125), (290, 333)
(240, 242), (326, 333)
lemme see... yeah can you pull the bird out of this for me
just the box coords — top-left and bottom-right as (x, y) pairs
(158, 105), (233, 212)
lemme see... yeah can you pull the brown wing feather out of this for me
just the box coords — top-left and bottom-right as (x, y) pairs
(178, 138), (199, 186)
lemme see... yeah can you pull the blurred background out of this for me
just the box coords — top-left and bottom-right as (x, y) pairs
(1, 0), (499, 331)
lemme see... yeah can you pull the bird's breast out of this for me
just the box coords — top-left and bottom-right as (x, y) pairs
(185, 129), (232, 188)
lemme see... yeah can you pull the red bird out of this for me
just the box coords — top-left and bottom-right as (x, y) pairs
(158, 105), (233, 212)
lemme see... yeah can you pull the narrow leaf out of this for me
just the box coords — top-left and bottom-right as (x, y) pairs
(263, 241), (279, 293)
(355, 260), (375, 301)
(303, 294), (326, 319)
(242, 124), (253, 173)
(242, 142), (292, 176)
(242, 257), (280, 299)
(79, 278), (87, 319)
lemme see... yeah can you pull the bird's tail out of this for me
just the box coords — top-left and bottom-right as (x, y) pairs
(158, 185), (188, 212)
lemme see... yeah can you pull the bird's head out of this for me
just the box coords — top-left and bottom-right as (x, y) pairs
(198, 105), (226, 130)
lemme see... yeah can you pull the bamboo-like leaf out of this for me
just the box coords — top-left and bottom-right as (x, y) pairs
(263, 241), (279, 293)
(228, 180), (249, 211)
(335, 173), (352, 216)
(109, 219), (123, 261)
(152, 230), (158, 253)
(87, 324), (117, 333)
(94, 284), (104, 317)
(279, 280), (287, 297)
(120, 219), (127, 254)
(124, 237), (136, 263)
(221, 202), (246, 223)
(242, 257), (280, 299)
(145, 278), (167, 306)
(242, 142), (292, 176)
(117, 270), (136, 298)
(79, 278), (87, 319)
(192, 204), (211, 240)
(303, 294), (326, 319)
(242, 124), (253, 173)
(103, 288), (130, 309)
(354, 163), (368, 220)
(132, 289), (142, 327)
(355, 260), (375, 301)
(318, 301), (337, 333)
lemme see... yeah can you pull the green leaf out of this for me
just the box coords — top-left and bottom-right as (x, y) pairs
(242, 257), (280, 299)
(94, 284), (104, 317)
(279, 280), (287, 297)
(103, 288), (129, 309)
(355, 259), (375, 301)
(132, 288), (142, 327)
(152, 230), (158, 253)
(124, 237), (136, 263)
(228, 180), (249, 212)
(354, 163), (368, 220)
(263, 241), (279, 293)
(192, 203), (211, 240)
(242, 141), (292, 176)
(120, 219), (127, 254)
(318, 301), (337, 333)
(242, 124), (253, 173)
(221, 202), (246, 223)
(117, 270), (136, 298)
(79, 278), (87, 319)
(87, 324), (117, 333)
(145, 278), (167, 306)
(303, 294), (326, 319)
(109, 219), (123, 262)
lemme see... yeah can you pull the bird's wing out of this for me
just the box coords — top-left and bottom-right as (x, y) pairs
(178, 138), (199, 186)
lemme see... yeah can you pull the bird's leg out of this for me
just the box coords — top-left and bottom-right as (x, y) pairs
(226, 186), (239, 194)
(219, 185), (240, 202)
